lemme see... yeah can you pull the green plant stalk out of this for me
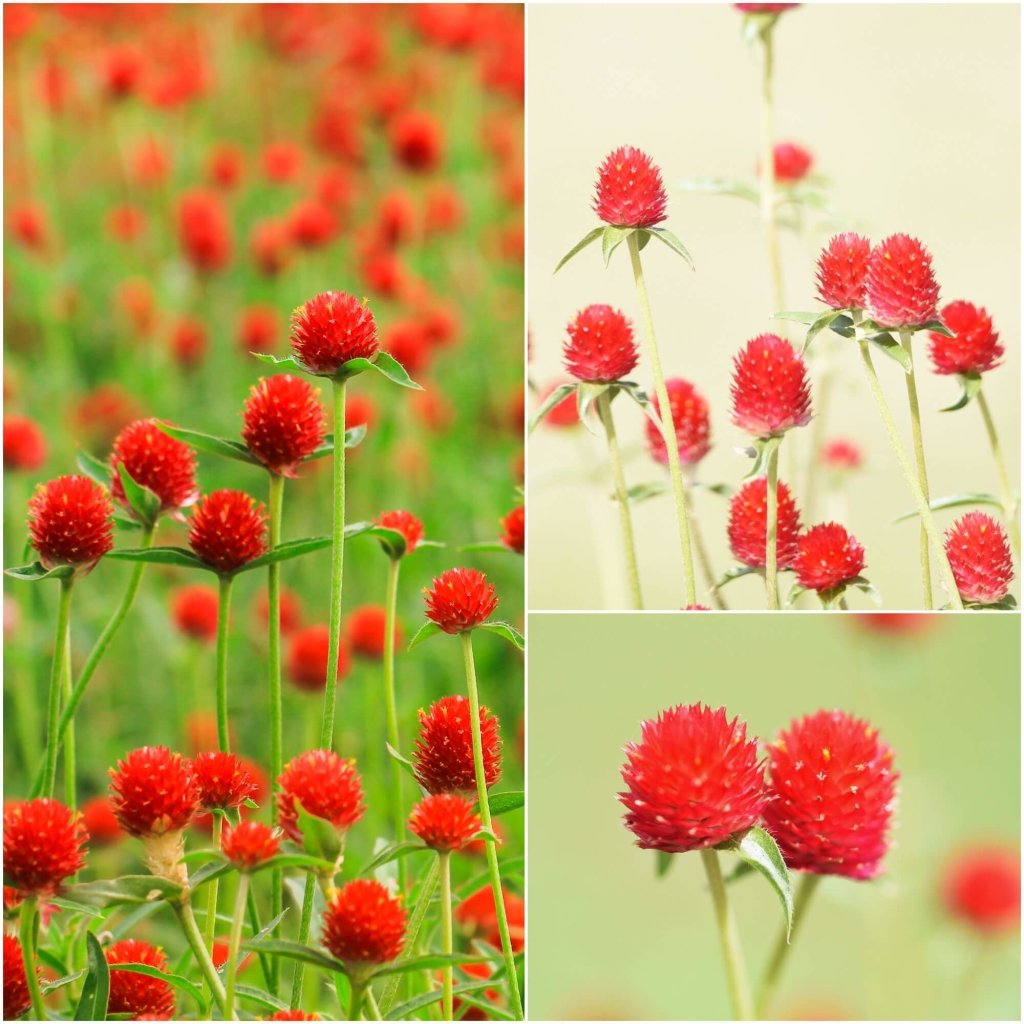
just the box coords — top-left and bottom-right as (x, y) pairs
(41, 577), (74, 798)
(626, 232), (698, 606)
(382, 555), (408, 897)
(224, 872), (250, 1022)
(62, 638), (75, 808)
(595, 390), (643, 609)
(758, 24), (784, 318)
(757, 872), (821, 1018)
(203, 815), (224, 995)
(684, 476), (728, 610)
(364, 988), (383, 1020)
(290, 875), (317, 1009)
(19, 897), (48, 1021)
(216, 575), (235, 752)
(765, 439), (781, 610)
(898, 330), (934, 608)
(438, 850), (454, 1020)
(173, 900), (227, 1015)
(460, 633), (524, 1020)
(379, 858), (440, 1015)
(976, 388), (1020, 555)
(700, 849), (753, 1021)
(349, 980), (367, 1020)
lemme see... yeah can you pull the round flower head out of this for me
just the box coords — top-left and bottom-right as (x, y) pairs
(322, 879), (406, 965)
(645, 377), (711, 466)
(242, 375), (326, 476)
(28, 474), (114, 572)
(413, 695), (502, 796)
(347, 605), (401, 659)
(110, 418), (198, 517)
(501, 505), (525, 554)
(593, 145), (668, 228)
(276, 749), (365, 845)
(764, 710), (897, 879)
(82, 796), (124, 846)
(794, 523), (866, 593)
(3, 798), (87, 895)
(821, 439), (863, 471)
(4, 414), (47, 471)
(390, 110), (443, 173)
(286, 625), (349, 691)
(727, 477), (802, 569)
(177, 189), (231, 273)
(193, 751), (259, 810)
(188, 489), (268, 574)
(106, 939), (175, 1020)
(171, 584), (220, 642)
(730, 334), (812, 437)
(944, 511), (1014, 605)
(4, 933), (34, 1020)
(290, 291), (379, 376)
(109, 746), (201, 838)
(424, 567), (498, 634)
(619, 703), (766, 853)
(376, 508), (425, 556)
(222, 820), (281, 871)
(562, 304), (638, 383)
(942, 845), (1020, 934)
(408, 793), (482, 852)
(866, 233), (940, 328)
(768, 142), (812, 182)
(928, 300), (1004, 376)
(816, 232), (871, 310)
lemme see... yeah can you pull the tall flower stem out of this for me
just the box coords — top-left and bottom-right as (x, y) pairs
(349, 980), (367, 1020)
(382, 555), (408, 896)
(41, 577), (74, 798)
(62, 639), (75, 808)
(290, 875), (317, 1009)
(595, 390), (643, 609)
(19, 897), (48, 1021)
(224, 872), (250, 1022)
(438, 850), (454, 1021)
(203, 816), (224, 987)
(684, 476), (728, 610)
(765, 438), (782, 610)
(215, 576), (235, 752)
(460, 633), (524, 1020)
(173, 900), (227, 1014)
(758, 25), (784, 318)
(626, 232), (697, 606)
(976, 388), (1020, 555)
(700, 848), (753, 1021)
(757, 872), (821, 1018)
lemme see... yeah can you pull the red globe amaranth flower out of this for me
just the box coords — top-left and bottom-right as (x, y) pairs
(794, 523), (866, 593)
(289, 199), (338, 249)
(562, 304), (638, 383)
(99, 45), (143, 99)
(424, 567), (498, 634)
(728, 477), (802, 569)
(193, 751), (259, 810)
(764, 710), (897, 879)
(242, 375), (326, 477)
(170, 316), (209, 371)
(9, 201), (49, 250)
(109, 747), (200, 838)
(619, 703), (766, 853)
(816, 232), (871, 310)
(645, 378), (711, 466)
(390, 111), (443, 173)
(4, 933), (34, 1020)
(3, 798), (88, 895)
(322, 879), (406, 965)
(383, 319), (432, 377)
(238, 305), (279, 354)
(82, 796), (125, 845)
(376, 509), (424, 556)
(866, 233), (940, 328)
(820, 439), (863, 471)
(250, 218), (292, 276)
(171, 585), (220, 642)
(290, 292), (379, 376)
(347, 605), (401, 659)
(501, 505), (525, 554)
(106, 939), (175, 1020)
(944, 512), (1014, 605)
(110, 418), (198, 516)
(286, 625), (350, 691)
(942, 845), (1020, 934)
(265, 1012), (321, 1021)
(537, 380), (579, 429)
(413, 695), (502, 796)
(276, 749), (365, 845)
(222, 820), (281, 870)
(177, 189), (231, 272)
(731, 334), (812, 437)
(768, 142), (813, 182)
(408, 793), (482, 852)
(593, 146), (667, 228)
(928, 301), (1004, 376)
(107, 204), (146, 243)
(853, 613), (938, 636)
(188, 489), (268, 574)
(28, 474), (114, 572)
(4, 414), (47, 470)
(455, 885), (525, 953)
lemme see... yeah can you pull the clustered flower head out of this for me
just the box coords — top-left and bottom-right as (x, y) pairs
(501, 505), (525, 554)
(222, 820), (282, 870)
(928, 300), (1004, 376)
(794, 522), (866, 593)
(942, 845), (1020, 934)
(242, 375), (326, 476)
(290, 291), (379, 376)
(178, 189), (231, 272)
(28, 474), (114, 572)
(424, 566), (498, 634)
(106, 939), (176, 1020)
(193, 750), (260, 810)
(376, 508), (425, 556)
(413, 694), (502, 796)
(944, 511), (1015, 605)
(322, 879), (407, 965)
(728, 477), (802, 569)
(816, 232), (871, 310)
(109, 746), (200, 838)
(562, 304), (638, 383)
(110, 418), (198, 516)
(276, 749), (365, 845)
(730, 334), (812, 437)
(408, 793), (482, 852)
(4, 933), (34, 1020)
(593, 145), (668, 229)
(188, 489), (268, 574)
(3, 798), (88, 895)
(645, 377), (711, 466)
(866, 233), (940, 328)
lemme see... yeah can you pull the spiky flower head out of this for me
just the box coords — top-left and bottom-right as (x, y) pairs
(866, 233), (940, 328)
(290, 291), (379, 376)
(242, 375), (326, 476)
(562, 304), (638, 383)
(192, 751), (260, 811)
(322, 879), (407, 965)
(928, 300), (1004, 376)
(3, 798), (88, 895)
(413, 695), (502, 796)
(944, 512), (1014, 605)
(501, 505), (525, 554)
(109, 418), (198, 519)
(188, 489), (268, 574)
(730, 334), (812, 437)
(764, 710), (897, 879)
(593, 146), (668, 229)
(4, 933), (34, 1020)
(376, 508), (425, 557)
(942, 845), (1020, 934)
(106, 939), (176, 1020)
(276, 749), (365, 845)
(794, 523), (866, 593)
(424, 567), (498, 634)
(28, 474), (114, 573)
(109, 746), (200, 838)
(815, 232), (871, 310)
(727, 477), (802, 569)
(408, 794), (482, 852)
(222, 820), (282, 871)
(645, 377), (711, 466)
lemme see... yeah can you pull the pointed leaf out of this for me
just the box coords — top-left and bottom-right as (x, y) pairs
(625, 480), (669, 503)
(156, 423), (259, 465)
(529, 383), (578, 433)
(408, 621), (443, 650)
(602, 225), (631, 266)
(647, 227), (694, 267)
(655, 850), (675, 879)
(105, 546), (211, 572)
(74, 932), (110, 1021)
(235, 536), (332, 573)
(725, 826), (793, 938)
(76, 450), (111, 488)
(385, 742), (416, 779)
(109, 963), (205, 1007)
(371, 953), (497, 979)
(481, 791), (524, 818)
(577, 381), (611, 431)
(304, 426), (368, 462)
(477, 621), (524, 651)
(799, 308), (842, 351)
(460, 541), (514, 553)
(555, 226), (604, 273)
(940, 372), (982, 413)
(916, 318), (954, 337)
(784, 581), (809, 608)
(867, 333), (912, 373)
(773, 311), (818, 326)
(253, 353), (306, 373)
(893, 492), (1004, 523)
(383, 977), (500, 1021)
(359, 841), (429, 877)
(616, 381), (668, 434)
(42, 969), (88, 995)
(847, 575), (883, 606)
(235, 984), (289, 1013)
(243, 939), (345, 974)
(366, 351), (423, 390)
(714, 565), (763, 593)
(116, 463), (162, 525)
(4, 561), (76, 582)
(63, 875), (182, 908)
(296, 804), (342, 863)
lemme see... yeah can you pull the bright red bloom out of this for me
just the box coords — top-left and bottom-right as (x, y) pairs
(73, 384), (144, 450)
(290, 292), (379, 376)
(4, 933), (33, 1020)
(645, 378), (711, 466)
(170, 316), (208, 371)
(177, 189), (231, 273)
(106, 939), (176, 1020)
(816, 232), (871, 310)
(99, 45), (143, 99)
(942, 845), (1020, 934)
(375, 189), (417, 248)
(109, 747), (201, 838)
(131, 137), (170, 187)
(250, 218), (292, 276)
(731, 334), (812, 437)
(110, 418), (198, 516)
(222, 820), (281, 870)
(286, 625), (350, 691)
(593, 145), (668, 228)
(408, 793), (481, 852)
(276, 749), (365, 845)
(794, 523), (866, 593)
(501, 505), (525, 554)
(262, 140), (303, 183)
(265, 1013), (320, 1021)
(347, 605), (401, 659)
(3, 798), (87, 895)
(866, 233), (940, 328)
(322, 879), (406, 964)
(413, 695), (502, 796)
(82, 796), (125, 845)
(171, 584), (219, 642)
(820, 439), (863, 471)
(928, 300), (1004, 376)
(455, 885), (525, 953)
(188, 489), (268, 574)
(3, 414), (47, 470)
(727, 477), (802, 569)
(28, 474), (114, 572)
(390, 111), (443, 173)
(768, 142), (813, 182)
(425, 182), (465, 236)
(562, 304), (638, 383)
(853, 613), (938, 636)
(376, 509), (424, 555)
(242, 375), (326, 477)
(238, 305), (280, 354)
(383, 318), (433, 377)
(193, 751), (259, 810)
(289, 198), (338, 249)
(346, 394), (377, 433)
(619, 703), (766, 853)
(536, 381), (578, 429)
(944, 512), (1015, 605)
(424, 567), (498, 634)
(764, 710), (897, 879)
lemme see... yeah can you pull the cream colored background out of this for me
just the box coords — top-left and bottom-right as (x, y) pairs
(527, 3), (1020, 610)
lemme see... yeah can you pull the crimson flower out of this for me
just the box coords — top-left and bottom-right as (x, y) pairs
(242, 375), (326, 476)
(171, 585), (220, 642)
(645, 378), (711, 466)
(866, 233), (940, 328)
(424, 567), (498, 634)
(82, 796), (125, 845)
(290, 291), (379, 376)
(28, 474), (114, 573)
(222, 820), (281, 871)
(276, 749), (365, 845)
(455, 885), (525, 953)
(942, 845), (1020, 934)
(4, 933), (34, 1020)
(3, 798), (88, 896)
(593, 146), (668, 228)
(106, 939), (176, 1020)
(347, 605), (400, 659)
(413, 695), (502, 796)
(768, 142), (812, 182)
(730, 334), (812, 437)
(188, 489), (268, 574)
(110, 418), (198, 517)
(3, 414), (47, 471)
(793, 523), (866, 593)
(322, 879), (406, 964)
(177, 189), (231, 273)
(562, 304), (638, 383)
(816, 232), (871, 310)
(928, 301), (1004, 376)
(501, 505), (525, 554)
(193, 751), (259, 810)
(390, 111), (443, 173)
(408, 793), (482, 852)
(727, 477), (802, 569)
(286, 625), (350, 691)
(944, 512), (1014, 605)
(376, 509), (424, 556)
(820, 439), (863, 471)
(109, 746), (200, 838)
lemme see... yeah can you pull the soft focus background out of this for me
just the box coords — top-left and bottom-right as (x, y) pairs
(527, 613), (1020, 1020)
(527, 3), (1020, 610)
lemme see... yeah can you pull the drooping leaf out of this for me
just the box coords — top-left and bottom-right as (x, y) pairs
(800, 308), (844, 351)
(893, 492), (1004, 523)
(723, 826), (793, 938)
(243, 939), (345, 974)
(784, 582), (809, 609)
(235, 984), (290, 1013)
(940, 372), (982, 413)
(235, 537), (332, 573)
(714, 565), (763, 593)
(156, 424), (259, 465)
(252, 352), (306, 373)
(371, 952), (497, 979)
(646, 227), (695, 267)
(482, 791), (525, 818)
(4, 561), (76, 582)
(773, 311), (818, 326)
(48, 897), (104, 918)
(846, 575), (883, 606)
(109, 963), (206, 1008)
(476, 621), (524, 651)
(42, 969), (88, 995)
(616, 381), (667, 433)
(105, 546), (210, 571)
(577, 381), (611, 433)
(554, 226), (604, 273)
(365, 351), (423, 391)
(867, 333), (912, 373)
(64, 875), (182, 908)
(602, 225), (632, 266)
(408, 621), (444, 650)
(358, 841), (429, 877)
(625, 480), (669, 503)
(383, 977), (501, 1021)
(916, 318), (954, 337)
(188, 860), (234, 890)
(76, 449), (112, 488)
(384, 742), (417, 778)
(528, 383), (578, 433)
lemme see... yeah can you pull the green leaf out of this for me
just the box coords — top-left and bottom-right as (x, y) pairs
(4, 561), (76, 582)
(615, 381), (667, 434)
(371, 953), (497, 979)
(48, 896), (105, 918)
(677, 177), (759, 203)
(828, 314), (855, 338)
(743, 434), (781, 479)
(477, 621), (524, 651)
(773, 311), (818, 326)
(156, 423), (259, 465)
(365, 351), (423, 391)
(867, 333), (912, 373)
(714, 565), (763, 593)
(74, 932), (110, 1021)
(646, 227), (694, 267)
(76, 449), (112, 488)
(554, 226), (604, 273)
(109, 963), (206, 1008)
(64, 875), (182, 908)
(384, 978), (501, 1021)
(353, 523), (408, 558)
(625, 480), (669, 503)
(483, 791), (525, 818)
(940, 372), (982, 413)
(799, 309), (843, 351)
(408, 621), (444, 650)
(528, 383), (578, 433)
(846, 575), (883, 606)
(784, 581), (809, 609)
(602, 225), (632, 266)
(724, 827), (793, 938)
(188, 860), (234, 891)
(723, 860), (756, 885)
(235, 984), (289, 1013)
(296, 804), (342, 864)
(917, 318), (954, 337)
(460, 541), (514, 553)
(385, 742), (416, 778)
(893, 492), (1004, 523)
(235, 536), (332, 573)
(359, 841), (429, 877)
(42, 969), (88, 995)
(976, 594), (1018, 611)
(577, 381), (610, 432)
(243, 939), (345, 975)
(105, 546), (211, 572)
(655, 850), (675, 879)
(253, 352), (306, 373)
(304, 426), (368, 462)
(116, 462), (162, 525)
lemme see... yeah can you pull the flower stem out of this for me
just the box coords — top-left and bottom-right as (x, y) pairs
(19, 897), (48, 1021)
(224, 873), (249, 1022)
(349, 980), (366, 1020)
(757, 872), (821, 1018)
(61, 636), (75, 809)
(173, 899), (227, 1015)
(765, 438), (781, 611)
(700, 848), (753, 1021)
(976, 388), (1020, 556)
(290, 874), (317, 1009)
(203, 816), (223, 981)
(684, 476), (728, 610)
(438, 850), (454, 1020)
(460, 633), (523, 1020)
(595, 390), (643, 609)
(41, 577), (74, 798)
(216, 575), (235, 752)
(363, 988), (383, 1020)
(758, 25), (784, 316)
(626, 232), (698, 606)
(383, 556), (408, 896)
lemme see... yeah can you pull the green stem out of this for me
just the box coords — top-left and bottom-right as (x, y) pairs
(765, 439), (781, 611)
(438, 851), (454, 1021)
(759, 25), (784, 316)
(383, 556), (408, 897)
(216, 575), (235, 752)
(626, 232), (697, 606)
(19, 897), (47, 1021)
(41, 577), (74, 798)
(61, 632), (75, 809)
(976, 388), (1020, 556)
(203, 815), (223, 1011)
(757, 872), (821, 1018)
(596, 390), (643, 609)
(700, 848), (753, 1021)
(460, 633), (523, 1020)
(349, 980), (366, 1020)
(290, 874), (317, 1009)
(364, 987), (383, 1020)
(173, 900), (227, 1015)
(224, 873), (249, 1022)
(684, 478), (728, 609)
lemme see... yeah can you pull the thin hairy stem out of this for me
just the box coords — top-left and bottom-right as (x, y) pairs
(700, 849), (754, 1020)
(383, 556), (408, 896)
(757, 873), (821, 1017)
(976, 388), (1020, 555)
(215, 576), (234, 752)
(41, 578), (74, 797)
(19, 897), (48, 1021)
(765, 439), (781, 610)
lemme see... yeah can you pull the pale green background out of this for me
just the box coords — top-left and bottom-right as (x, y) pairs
(526, 614), (1020, 1019)
(527, 4), (1021, 610)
